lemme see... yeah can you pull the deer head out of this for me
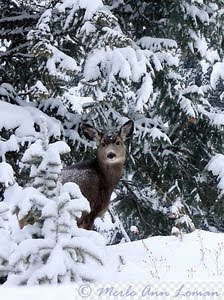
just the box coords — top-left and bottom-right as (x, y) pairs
(81, 120), (134, 166)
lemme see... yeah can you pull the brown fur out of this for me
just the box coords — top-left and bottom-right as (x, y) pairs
(61, 120), (134, 229)
(62, 158), (123, 229)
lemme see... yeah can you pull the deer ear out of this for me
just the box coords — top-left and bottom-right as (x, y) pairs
(119, 120), (134, 140)
(80, 123), (102, 142)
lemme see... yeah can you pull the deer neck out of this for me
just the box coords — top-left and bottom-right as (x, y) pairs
(97, 158), (124, 190)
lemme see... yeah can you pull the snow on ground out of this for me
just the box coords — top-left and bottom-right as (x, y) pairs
(1, 230), (224, 299)
(105, 229), (224, 282)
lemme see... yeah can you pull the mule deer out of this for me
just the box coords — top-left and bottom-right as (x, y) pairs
(61, 120), (134, 230)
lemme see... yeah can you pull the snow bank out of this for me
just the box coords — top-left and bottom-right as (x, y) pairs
(0, 230), (224, 298)
(106, 230), (224, 281)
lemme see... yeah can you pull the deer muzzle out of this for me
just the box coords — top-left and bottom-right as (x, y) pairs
(107, 152), (116, 159)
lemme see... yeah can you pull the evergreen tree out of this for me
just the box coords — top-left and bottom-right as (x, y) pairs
(6, 119), (106, 285)
(0, 202), (13, 282)
(106, 0), (224, 236)
(26, 0), (177, 238)
(1, 0), (224, 242)
(0, 0), (42, 90)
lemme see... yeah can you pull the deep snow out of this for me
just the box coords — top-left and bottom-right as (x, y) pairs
(1, 230), (224, 299)
(106, 229), (224, 282)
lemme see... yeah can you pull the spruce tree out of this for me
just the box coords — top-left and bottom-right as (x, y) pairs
(0, 202), (12, 282)
(6, 119), (106, 285)
(1, 0), (224, 241)
(106, 0), (224, 237)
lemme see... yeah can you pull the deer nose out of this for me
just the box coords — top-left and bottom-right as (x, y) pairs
(107, 152), (116, 159)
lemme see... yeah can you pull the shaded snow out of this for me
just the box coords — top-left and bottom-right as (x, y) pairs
(136, 74), (153, 112)
(210, 62), (224, 89)
(179, 96), (196, 118)
(198, 105), (224, 127)
(30, 81), (49, 96)
(0, 135), (19, 158)
(207, 154), (224, 191)
(0, 162), (14, 187)
(84, 46), (150, 84)
(184, 3), (209, 24)
(0, 101), (61, 141)
(62, 88), (94, 113)
(0, 101), (36, 137)
(56, 0), (104, 20)
(149, 127), (171, 144)
(137, 37), (177, 51)
(45, 45), (80, 77)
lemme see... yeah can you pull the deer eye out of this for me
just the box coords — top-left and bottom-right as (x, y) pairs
(101, 142), (106, 147)
(116, 141), (120, 145)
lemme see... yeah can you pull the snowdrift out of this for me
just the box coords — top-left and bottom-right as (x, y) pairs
(1, 230), (224, 300)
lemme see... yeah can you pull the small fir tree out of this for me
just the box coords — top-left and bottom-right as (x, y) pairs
(6, 119), (106, 285)
(0, 202), (13, 282)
